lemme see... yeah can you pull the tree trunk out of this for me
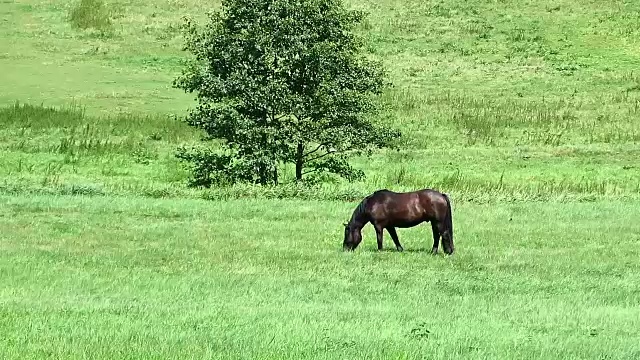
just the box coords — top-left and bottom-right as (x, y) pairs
(273, 166), (278, 185)
(295, 142), (304, 181)
(258, 164), (268, 185)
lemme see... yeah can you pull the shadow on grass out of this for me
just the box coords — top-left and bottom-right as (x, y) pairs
(341, 246), (437, 254)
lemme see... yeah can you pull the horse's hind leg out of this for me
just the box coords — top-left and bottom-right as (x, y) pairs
(386, 227), (403, 252)
(431, 222), (440, 255)
(437, 221), (454, 255)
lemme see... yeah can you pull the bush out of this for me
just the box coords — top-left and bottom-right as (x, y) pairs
(68, 0), (113, 32)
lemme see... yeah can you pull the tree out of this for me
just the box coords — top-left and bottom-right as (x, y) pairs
(173, 0), (400, 187)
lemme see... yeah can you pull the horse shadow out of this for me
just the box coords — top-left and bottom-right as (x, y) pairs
(367, 247), (435, 254)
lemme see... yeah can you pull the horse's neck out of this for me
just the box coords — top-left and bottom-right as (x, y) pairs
(349, 209), (367, 229)
(350, 221), (365, 231)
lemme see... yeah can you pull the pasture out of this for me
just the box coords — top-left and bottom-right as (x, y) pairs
(2, 0), (640, 358)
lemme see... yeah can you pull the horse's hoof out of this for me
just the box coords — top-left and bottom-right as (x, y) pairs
(431, 247), (438, 255)
(397, 247), (404, 252)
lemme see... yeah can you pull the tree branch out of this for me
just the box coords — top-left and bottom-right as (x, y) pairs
(303, 143), (327, 157)
(274, 113), (288, 121)
(306, 148), (350, 163)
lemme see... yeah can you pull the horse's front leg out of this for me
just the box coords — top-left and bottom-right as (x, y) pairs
(374, 225), (384, 251)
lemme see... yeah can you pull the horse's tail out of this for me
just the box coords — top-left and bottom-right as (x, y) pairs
(443, 193), (453, 242)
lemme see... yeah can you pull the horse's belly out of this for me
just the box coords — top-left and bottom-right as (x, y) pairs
(393, 220), (426, 228)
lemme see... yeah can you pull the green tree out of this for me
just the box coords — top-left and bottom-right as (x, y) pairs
(173, 0), (400, 187)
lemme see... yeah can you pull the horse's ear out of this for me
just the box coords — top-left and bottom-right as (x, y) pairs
(343, 222), (348, 227)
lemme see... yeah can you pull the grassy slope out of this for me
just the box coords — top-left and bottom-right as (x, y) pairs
(2, 0), (640, 358)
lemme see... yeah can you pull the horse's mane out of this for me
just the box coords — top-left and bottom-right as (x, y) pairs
(347, 189), (393, 225)
(355, 198), (367, 217)
(348, 192), (374, 224)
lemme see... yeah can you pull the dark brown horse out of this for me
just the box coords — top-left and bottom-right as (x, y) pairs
(343, 189), (454, 254)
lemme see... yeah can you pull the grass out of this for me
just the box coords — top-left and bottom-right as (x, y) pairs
(2, 195), (640, 359)
(2, 0), (640, 357)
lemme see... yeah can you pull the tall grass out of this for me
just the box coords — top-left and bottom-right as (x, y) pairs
(0, 102), (197, 141)
(2, 101), (640, 202)
(382, 89), (640, 147)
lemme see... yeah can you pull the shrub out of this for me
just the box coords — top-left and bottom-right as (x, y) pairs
(68, 0), (113, 32)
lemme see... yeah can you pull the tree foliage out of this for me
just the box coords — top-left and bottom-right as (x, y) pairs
(173, 0), (401, 186)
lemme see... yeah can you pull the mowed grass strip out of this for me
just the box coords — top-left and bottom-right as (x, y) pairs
(1, 195), (639, 358)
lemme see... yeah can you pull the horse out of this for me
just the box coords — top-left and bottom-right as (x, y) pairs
(342, 188), (454, 254)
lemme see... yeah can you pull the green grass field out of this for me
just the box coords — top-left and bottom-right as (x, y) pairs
(2, 0), (640, 358)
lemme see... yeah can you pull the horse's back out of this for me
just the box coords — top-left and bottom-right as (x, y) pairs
(367, 188), (445, 205)
(398, 189), (448, 218)
(370, 188), (392, 197)
(416, 188), (448, 205)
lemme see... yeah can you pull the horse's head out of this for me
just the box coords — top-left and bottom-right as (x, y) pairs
(342, 222), (350, 248)
(342, 222), (361, 251)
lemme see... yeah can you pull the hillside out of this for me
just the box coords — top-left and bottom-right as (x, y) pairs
(2, 0), (640, 200)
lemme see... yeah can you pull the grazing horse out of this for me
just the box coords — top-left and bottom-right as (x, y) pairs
(342, 189), (454, 254)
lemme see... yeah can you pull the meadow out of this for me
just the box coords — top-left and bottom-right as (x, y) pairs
(1, 0), (640, 358)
